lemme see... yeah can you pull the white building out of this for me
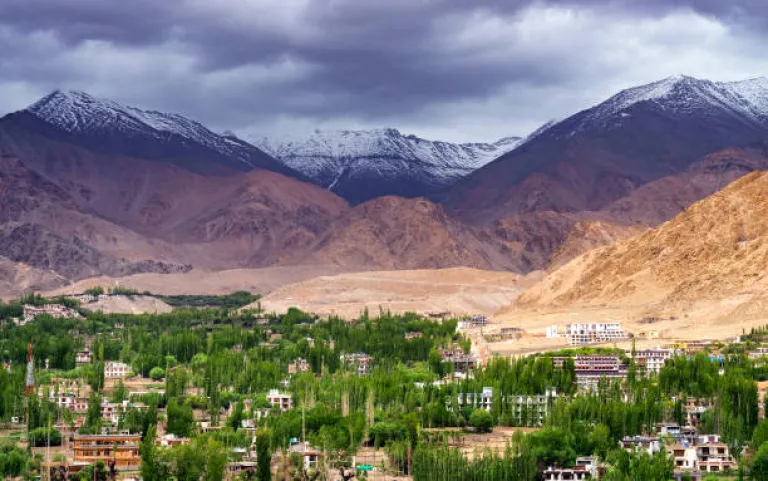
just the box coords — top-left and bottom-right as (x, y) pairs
(547, 323), (627, 345)
(104, 361), (131, 379)
(633, 348), (673, 374)
(620, 436), (661, 455)
(457, 387), (494, 411)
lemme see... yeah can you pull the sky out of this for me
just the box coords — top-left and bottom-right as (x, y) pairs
(1, 0), (768, 143)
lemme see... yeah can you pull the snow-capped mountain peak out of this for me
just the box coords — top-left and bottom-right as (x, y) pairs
(24, 90), (270, 169)
(252, 128), (522, 203)
(577, 75), (768, 132)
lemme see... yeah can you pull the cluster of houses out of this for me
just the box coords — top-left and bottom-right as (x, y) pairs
(485, 326), (524, 342)
(440, 347), (476, 374)
(460, 315), (488, 328)
(288, 358), (311, 374)
(341, 352), (373, 376)
(17, 304), (82, 326)
(546, 323), (628, 346)
(621, 423), (736, 475)
(543, 456), (600, 480)
(549, 349), (674, 392)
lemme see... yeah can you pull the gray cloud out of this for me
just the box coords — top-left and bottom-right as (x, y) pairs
(1, 0), (768, 142)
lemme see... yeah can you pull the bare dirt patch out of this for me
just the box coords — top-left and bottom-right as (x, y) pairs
(254, 268), (538, 319)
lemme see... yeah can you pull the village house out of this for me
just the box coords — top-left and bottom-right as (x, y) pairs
(101, 400), (149, 425)
(405, 331), (423, 340)
(342, 352), (373, 376)
(75, 350), (93, 365)
(266, 389), (294, 412)
(72, 433), (141, 469)
(685, 398), (712, 427)
(288, 441), (323, 470)
(104, 361), (131, 378)
(696, 440), (735, 473)
(542, 463), (593, 481)
(667, 444), (698, 471)
(52, 393), (90, 414)
(156, 433), (190, 448)
(620, 436), (661, 455)
(500, 327), (524, 339)
(749, 347), (768, 360)
(288, 358), (311, 375)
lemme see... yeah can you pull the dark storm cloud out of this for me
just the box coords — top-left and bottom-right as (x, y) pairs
(1, 0), (767, 141)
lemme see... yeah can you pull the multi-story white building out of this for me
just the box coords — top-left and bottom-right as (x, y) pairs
(104, 361), (131, 378)
(457, 387), (494, 411)
(504, 388), (557, 426)
(547, 323), (628, 345)
(632, 348), (673, 374)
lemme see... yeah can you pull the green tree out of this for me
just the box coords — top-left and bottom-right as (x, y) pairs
(227, 401), (245, 431)
(469, 409), (494, 433)
(149, 367), (165, 381)
(204, 438), (228, 481)
(111, 379), (128, 403)
(255, 428), (273, 481)
(752, 443), (768, 481)
(27, 427), (62, 447)
(140, 424), (168, 481)
(83, 392), (102, 433)
(753, 419), (768, 450)
(589, 424), (612, 459)
(167, 399), (195, 437)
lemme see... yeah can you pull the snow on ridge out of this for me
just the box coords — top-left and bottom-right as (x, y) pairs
(578, 75), (768, 131)
(251, 128), (522, 186)
(26, 90), (256, 165)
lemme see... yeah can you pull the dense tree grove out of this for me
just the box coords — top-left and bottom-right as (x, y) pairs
(1, 295), (768, 479)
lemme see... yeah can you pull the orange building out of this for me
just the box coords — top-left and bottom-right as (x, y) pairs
(72, 433), (141, 469)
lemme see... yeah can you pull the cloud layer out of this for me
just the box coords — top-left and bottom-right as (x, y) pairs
(1, 0), (768, 142)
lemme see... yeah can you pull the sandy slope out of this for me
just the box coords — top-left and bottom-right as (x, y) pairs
(490, 171), (768, 354)
(79, 295), (173, 315)
(43, 265), (349, 297)
(253, 267), (539, 318)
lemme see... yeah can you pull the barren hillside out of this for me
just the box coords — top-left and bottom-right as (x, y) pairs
(516, 171), (768, 308)
(254, 267), (536, 319)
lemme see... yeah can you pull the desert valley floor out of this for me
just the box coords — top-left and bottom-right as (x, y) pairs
(39, 263), (768, 357)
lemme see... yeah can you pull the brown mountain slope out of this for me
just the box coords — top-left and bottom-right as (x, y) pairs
(0, 256), (68, 296)
(441, 77), (768, 224)
(516, 171), (768, 308)
(0, 155), (191, 279)
(290, 196), (528, 271)
(603, 144), (768, 225)
(0, 124), (350, 271)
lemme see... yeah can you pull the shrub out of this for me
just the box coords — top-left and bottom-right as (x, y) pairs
(469, 409), (494, 433)
(27, 427), (62, 447)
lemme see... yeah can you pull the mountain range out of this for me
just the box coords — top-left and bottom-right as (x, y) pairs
(1, 75), (767, 293)
(253, 129), (521, 204)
